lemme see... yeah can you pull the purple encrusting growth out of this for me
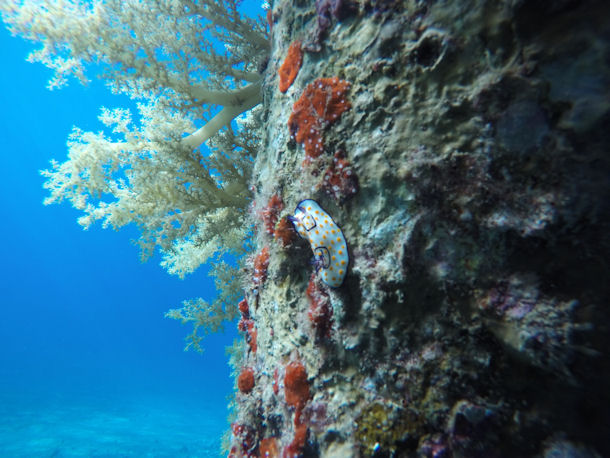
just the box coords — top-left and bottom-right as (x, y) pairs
(478, 274), (583, 378)
(304, 0), (358, 51)
(316, 0), (356, 29)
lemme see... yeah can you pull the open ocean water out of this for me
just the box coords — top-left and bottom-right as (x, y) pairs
(0, 17), (241, 457)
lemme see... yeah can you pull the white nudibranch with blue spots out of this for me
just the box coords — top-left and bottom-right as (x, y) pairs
(290, 199), (349, 288)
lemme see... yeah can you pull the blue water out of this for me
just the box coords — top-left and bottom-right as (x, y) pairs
(0, 23), (237, 458)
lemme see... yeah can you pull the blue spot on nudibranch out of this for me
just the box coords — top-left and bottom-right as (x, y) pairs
(290, 199), (348, 287)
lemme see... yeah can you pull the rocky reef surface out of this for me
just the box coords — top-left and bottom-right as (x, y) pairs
(229, 1), (610, 456)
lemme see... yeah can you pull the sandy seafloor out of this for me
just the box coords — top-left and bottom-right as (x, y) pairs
(0, 390), (225, 457)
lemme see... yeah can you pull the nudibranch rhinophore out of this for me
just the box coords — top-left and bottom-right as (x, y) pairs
(290, 199), (348, 287)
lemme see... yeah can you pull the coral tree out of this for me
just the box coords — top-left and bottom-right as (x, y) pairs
(1, 0), (271, 353)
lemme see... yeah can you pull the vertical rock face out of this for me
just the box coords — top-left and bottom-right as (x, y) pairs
(230, 1), (610, 456)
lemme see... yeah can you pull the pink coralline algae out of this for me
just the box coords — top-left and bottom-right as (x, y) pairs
(238, 298), (249, 318)
(306, 274), (333, 340)
(253, 246), (270, 288)
(288, 77), (351, 163)
(478, 274), (538, 319)
(418, 433), (450, 458)
(260, 437), (279, 457)
(229, 423), (257, 457)
(319, 150), (359, 201)
(237, 297), (257, 354)
(447, 400), (497, 455)
(272, 368), (280, 395)
(274, 215), (297, 248)
(262, 194), (284, 236)
(248, 323), (258, 354)
(477, 273), (581, 377)
(238, 318), (258, 354)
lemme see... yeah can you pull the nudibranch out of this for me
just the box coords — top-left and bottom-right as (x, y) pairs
(290, 199), (348, 287)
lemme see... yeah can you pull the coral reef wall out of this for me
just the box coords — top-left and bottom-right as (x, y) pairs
(230, 0), (610, 456)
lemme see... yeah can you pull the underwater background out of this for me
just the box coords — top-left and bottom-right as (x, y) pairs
(0, 26), (237, 457)
(2, 0), (609, 456)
